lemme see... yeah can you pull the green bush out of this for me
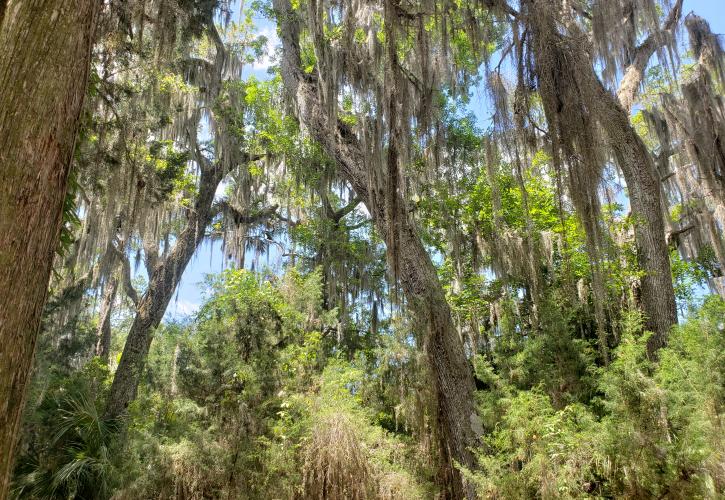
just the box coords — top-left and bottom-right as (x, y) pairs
(467, 298), (725, 499)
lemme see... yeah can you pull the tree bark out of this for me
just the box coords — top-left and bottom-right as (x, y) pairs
(96, 274), (119, 362)
(273, 1), (478, 497)
(104, 163), (226, 419)
(527, 0), (677, 357)
(592, 79), (678, 356)
(0, 1), (99, 495)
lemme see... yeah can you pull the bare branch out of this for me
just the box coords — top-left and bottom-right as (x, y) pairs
(667, 223), (695, 246)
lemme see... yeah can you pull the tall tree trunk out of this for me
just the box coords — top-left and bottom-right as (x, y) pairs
(527, 0), (677, 357)
(104, 164), (224, 419)
(593, 80), (679, 355)
(0, 1), (99, 495)
(103, 14), (250, 420)
(588, 7), (681, 355)
(273, 2), (478, 497)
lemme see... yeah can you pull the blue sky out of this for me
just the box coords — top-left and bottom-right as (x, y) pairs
(684, 0), (722, 32)
(162, 0), (724, 320)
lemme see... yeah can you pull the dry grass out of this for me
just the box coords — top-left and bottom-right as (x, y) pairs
(301, 413), (372, 500)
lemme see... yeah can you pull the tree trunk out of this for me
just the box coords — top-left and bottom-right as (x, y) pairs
(273, 1), (477, 496)
(527, 0), (677, 357)
(0, 1), (99, 495)
(103, 13), (250, 420)
(104, 165), (224, 419)
(399, 224), (479, 500)
(592, 80), (679, 356)
(96, 274), (119, 362)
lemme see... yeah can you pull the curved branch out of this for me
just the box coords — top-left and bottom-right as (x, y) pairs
(333, 196), (361, 222)
(616, 0), (684, 111)
(110, 243), (139, 307)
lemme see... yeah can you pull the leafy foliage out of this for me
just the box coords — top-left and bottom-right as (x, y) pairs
(464, 298), (725, 499)
(13, 1), (725, 499)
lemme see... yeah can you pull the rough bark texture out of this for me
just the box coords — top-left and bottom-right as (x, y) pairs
(592, 78), (678, 355)
(273, 1), (477, 497)
(0, 1), (99, 495)
(527, 0), (677, 357)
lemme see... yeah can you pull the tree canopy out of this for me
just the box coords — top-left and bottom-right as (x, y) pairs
(1, 0), (725, 498)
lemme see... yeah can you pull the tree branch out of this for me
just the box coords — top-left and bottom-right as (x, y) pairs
(667, 223), (695, 246)
(333, 196), (361, 222)
(110, 242), (139, 307)
(143, 239), (159, 277)
(218, 201), (280, 225)
(617, 0), (684, 111)
(192, 141), (213, 173)
(483, 0), (519, 19)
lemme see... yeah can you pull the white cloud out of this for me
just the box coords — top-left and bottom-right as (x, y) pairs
(252, 27), (279, 70)
(165, 299), (200, 320)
